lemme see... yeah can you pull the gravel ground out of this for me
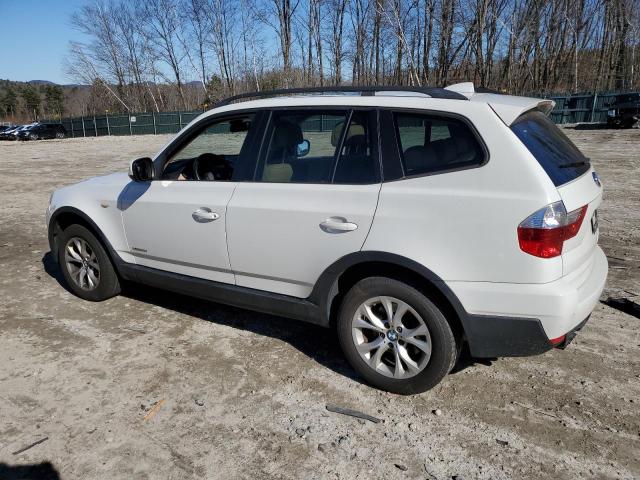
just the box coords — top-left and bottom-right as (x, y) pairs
(0, 128), (638, 480)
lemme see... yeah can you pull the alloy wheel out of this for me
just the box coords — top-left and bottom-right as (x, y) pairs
(64, 237), (100, 291)
(351, 296), (432, 379)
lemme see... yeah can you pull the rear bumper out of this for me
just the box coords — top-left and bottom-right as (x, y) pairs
(450, 247), (608, 357)
(553, 315), (590, 349)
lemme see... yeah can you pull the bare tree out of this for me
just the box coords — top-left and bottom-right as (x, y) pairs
(256, 0), (302, 85)
(180, 0), (211, 96)
(325, 0), (348, 84)
(139, 0), (188, 109)
(61, 0), (640, 119)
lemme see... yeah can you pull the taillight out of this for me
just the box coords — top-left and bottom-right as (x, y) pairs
(517, 201), (588, 258)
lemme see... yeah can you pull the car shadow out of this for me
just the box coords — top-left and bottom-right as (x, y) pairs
(42, 251), (74, 296)
(42, 252), (363, 385)
(449, 345), (495, 374)
(42, 252), (488, 386)
(117, 180), (150, 211)
(0, 462), (60, 480)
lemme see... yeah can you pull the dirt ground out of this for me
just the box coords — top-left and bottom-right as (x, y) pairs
(0, 128), (638, 480)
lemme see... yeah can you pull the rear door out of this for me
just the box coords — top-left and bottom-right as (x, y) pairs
(511, 111), (602, 276)
(226, 108), (381, 298)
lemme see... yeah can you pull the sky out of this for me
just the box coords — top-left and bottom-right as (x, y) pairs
(0, 0), (91, 84)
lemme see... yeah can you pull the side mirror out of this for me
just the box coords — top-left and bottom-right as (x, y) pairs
(297, 139), (310, 157)
(129, 157), (154, 182)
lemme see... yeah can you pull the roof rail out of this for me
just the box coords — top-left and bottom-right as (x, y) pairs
(212, 85), (468, 108)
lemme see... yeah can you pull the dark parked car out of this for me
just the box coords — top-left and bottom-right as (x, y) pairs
(606, 93), (640, 128)
(0, 125), (24, 140)
(16, 123), (67, 140)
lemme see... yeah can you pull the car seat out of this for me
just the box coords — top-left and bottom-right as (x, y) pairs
(262, 119), (302, 182)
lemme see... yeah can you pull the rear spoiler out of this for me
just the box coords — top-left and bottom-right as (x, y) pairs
(444, 83), (555, 126)
(472, 93), (555, 125)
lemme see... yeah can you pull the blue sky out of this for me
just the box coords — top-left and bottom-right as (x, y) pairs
(0, 0), (90, 84)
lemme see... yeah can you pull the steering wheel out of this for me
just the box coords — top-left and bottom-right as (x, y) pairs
(192, 153), (230, 181)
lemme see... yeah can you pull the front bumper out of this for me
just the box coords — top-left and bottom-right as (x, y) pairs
(450, 247), (608, 357)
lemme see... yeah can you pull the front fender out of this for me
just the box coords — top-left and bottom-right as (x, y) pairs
(47, 206), (126, 264)
(47, 173), (135, 265)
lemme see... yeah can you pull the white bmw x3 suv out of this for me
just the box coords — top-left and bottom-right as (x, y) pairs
(47, 83), (608, 394)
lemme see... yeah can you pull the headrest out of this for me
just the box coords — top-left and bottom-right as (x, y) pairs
(262, 163), (293, 183)
(404, 145), (436, 173)
(331, 122), (365, 146)
(272, 120), (303, 150)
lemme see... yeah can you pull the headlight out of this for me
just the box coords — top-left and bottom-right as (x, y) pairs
(607, 109), (616, 116)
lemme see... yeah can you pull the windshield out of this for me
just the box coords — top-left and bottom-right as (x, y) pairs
(511, 111), (590, 187)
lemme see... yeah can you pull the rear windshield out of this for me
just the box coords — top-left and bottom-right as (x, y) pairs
(511, 111), (590, 186)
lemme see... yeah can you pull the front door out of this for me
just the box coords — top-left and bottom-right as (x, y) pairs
(121, 113), (258, 283)
(227, 109), (381, 297)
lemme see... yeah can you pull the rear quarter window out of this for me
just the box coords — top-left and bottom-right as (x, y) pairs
(511, 111), (590, 187)
(394, 112), (485, 177)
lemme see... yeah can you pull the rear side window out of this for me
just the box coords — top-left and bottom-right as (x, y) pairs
(511, 111), (590, 187)
(255, 110), (379, 184)
(258, 110), (347, 183)
(394, 113), (484, 176)
(333, 111), (379, 184)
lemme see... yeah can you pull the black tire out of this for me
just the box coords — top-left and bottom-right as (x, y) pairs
(57, 224), (121, 301)
(337, 277), (457, 395)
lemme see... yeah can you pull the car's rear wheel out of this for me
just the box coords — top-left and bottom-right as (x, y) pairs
(56, 132), (65, 139)
(57, 224), (120, 301)
(337, 277), (457, 394)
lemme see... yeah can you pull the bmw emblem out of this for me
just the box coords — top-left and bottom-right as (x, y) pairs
(592, 171), (601, 187)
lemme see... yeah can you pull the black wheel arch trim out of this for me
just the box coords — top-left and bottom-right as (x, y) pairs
(310, 251), (552, 358)
(310, 251), (469, 324)
(48, 206), (124, 268)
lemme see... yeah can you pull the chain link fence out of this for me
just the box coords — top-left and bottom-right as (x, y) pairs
(60, 110), (204, 138)
(49, 90), (638, 138)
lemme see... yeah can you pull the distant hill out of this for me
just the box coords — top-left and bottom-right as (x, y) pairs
(28, 80), (58, 85)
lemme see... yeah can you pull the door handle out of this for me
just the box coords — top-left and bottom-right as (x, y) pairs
(192, 207), (220, 223)
(320, 216), (358, 233)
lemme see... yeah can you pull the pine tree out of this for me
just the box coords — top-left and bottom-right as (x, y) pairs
(45, 85), (65, 118)
(21, 85), (41, 119)
(0, 86), (18, 117)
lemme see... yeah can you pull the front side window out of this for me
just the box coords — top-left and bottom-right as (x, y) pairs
(162, 115), (254, 181)
(394, 112), (485, 176)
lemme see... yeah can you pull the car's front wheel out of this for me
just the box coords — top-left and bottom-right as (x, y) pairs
(337, 277), (457, 394)
(57, 224), (121, 301)
(55, 132), (65, 139)
(29, 133), (39, 140)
